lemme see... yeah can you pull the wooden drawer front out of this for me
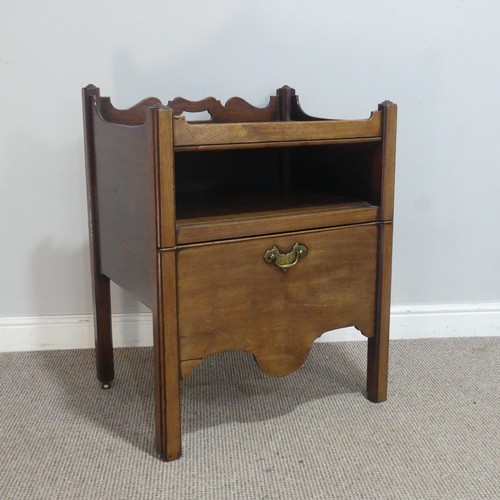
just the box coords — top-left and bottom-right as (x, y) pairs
(176, 224), (378, 377)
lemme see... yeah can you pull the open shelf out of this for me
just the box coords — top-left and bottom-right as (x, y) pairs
(174, 141), (381, 244)
(176, 190), (378, 244)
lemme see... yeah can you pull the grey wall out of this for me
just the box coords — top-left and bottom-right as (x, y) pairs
(1, 0), (500, 318)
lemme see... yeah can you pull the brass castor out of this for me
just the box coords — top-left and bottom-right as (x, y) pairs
(102, 382), (111, 390)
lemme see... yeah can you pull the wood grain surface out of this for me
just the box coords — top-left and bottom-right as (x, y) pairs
(176, 224), (378, 377)
(176, 195), (378, 244)
(91, 100), (157, 306)
(173, 112), (382, 147)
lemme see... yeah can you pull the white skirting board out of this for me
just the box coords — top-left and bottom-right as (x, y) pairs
(0, 303), (499, 352)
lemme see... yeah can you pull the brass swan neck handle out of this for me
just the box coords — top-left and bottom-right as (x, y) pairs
(263, 242), (308, 272)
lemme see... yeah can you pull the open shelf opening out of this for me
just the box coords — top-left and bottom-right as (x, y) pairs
(174, 142), (380, 243)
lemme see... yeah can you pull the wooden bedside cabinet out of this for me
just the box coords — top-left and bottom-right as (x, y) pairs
(82, 85), (397, 461)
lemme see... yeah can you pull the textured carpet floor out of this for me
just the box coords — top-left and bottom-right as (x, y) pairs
(1, 338), (499, 499)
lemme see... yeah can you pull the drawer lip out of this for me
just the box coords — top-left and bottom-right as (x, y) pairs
(175, 204), (380, 245)
(163, 220), (381, 250)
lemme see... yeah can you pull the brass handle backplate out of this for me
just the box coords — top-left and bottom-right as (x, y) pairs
(263, 242), (308, 272)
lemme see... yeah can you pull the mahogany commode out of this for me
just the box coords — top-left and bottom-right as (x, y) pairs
(82, 85), (397, 461)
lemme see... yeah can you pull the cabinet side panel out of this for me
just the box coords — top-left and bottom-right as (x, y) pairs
(92, 106), (157, 307)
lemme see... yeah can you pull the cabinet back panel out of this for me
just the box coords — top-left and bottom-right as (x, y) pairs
(175, 143), (378, 203)
(175, 149), (284, 194)
(290, 143), (378, 204)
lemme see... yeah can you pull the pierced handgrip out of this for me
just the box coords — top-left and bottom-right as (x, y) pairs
(167, 96), (223, 116)
(167, 95), (279, 122)
(264, 242), (308, 272)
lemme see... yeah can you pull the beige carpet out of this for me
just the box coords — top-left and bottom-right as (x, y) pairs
(1, 338), (499, 499)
